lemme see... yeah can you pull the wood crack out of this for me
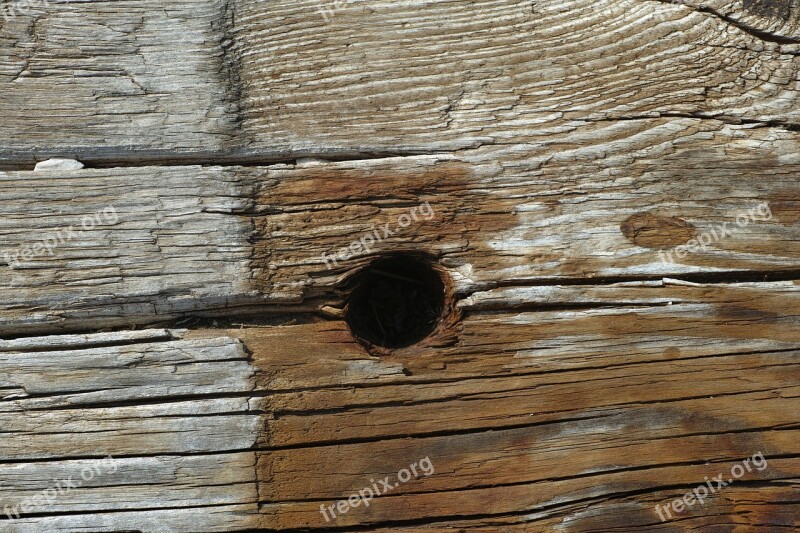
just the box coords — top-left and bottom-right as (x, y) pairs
(653, 0), (800, 45)
(586, 111), (800, 131)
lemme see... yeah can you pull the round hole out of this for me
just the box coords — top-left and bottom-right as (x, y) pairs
(345, 255), (446, 349)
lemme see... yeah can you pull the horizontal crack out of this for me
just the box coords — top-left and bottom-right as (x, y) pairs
(587, 111), (800, 131)
(654, 0), (800, 45)
(0, 149), (444, 172)
(490, 268), (800, 289)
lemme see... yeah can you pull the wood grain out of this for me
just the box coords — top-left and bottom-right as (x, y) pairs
(2, 287), (798, 529)
(350, 484), (800, 531)
(1, 0), (799, 530)
(234, 0), (800, 154)
(0, 330), (262, 530)
(0, 166), (257, 335)
(1, 0), (799, 166)
(0, 0), (240, 168)
(4, 129), (800, 336)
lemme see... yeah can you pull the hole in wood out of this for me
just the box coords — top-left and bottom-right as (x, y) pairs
(345, 255), (446, 349)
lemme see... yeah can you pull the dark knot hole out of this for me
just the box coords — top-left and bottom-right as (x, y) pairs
(345, 256), (446, 349)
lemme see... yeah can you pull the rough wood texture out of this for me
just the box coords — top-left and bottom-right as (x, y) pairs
(2, 307), (798, 530)
(2, 0), (800, 530)
(0, 167), (256, 335)
(233, 0), (800, 153)
(0, 0), (240, 168)
(3, 0), (800, 166)
(3, 130), (800, 335)
(0, 331), (261, 531)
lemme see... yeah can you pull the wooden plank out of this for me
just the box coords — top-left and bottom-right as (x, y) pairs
(0, 454), (257, 514)
(234, 0), (800, 153)
(0, 166), (257, 335)
(0, 330), (261, 530)
(1, 0), (799, 165)
(258, 350), (800, 446)
(330, 485), (800, 531)
(4, 282), (796, 448)
(251, 136), (800, 294)
(0, 396), (259, 460)
(3, 126), (800, 335)
(240, 311), (800, 529)
(246, 326), (798, 530)
(1, 0), (799, 530)
(0, 0), (240, 167)
(0, 332), (259, 460)
(259, 458), (800, 529)
(199, 280), (800, 391)
(2, 289), (797, 529)
(3, 505), (259, 533)
(0, 330), (255, 408)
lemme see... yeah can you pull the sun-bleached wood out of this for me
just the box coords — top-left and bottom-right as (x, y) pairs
(3, 505), (259, 533)
(0, 330), (255, 408)
(0, 331), (261, 530)
(3, 300), (798, 530)
(0, 332), (259, 460)
(0, 454), (257, 514)
(3, 121), (800, 336)
(0, 0), (240, 168)
(234, 0), (800, 155)
(2, 0), (799, 167)
(2, 0), (799, 530)
(0, 166), (256, 335)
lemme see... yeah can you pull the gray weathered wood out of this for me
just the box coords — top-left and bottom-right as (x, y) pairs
(2, 0), (799, 530)
(2, 0), (799, 166)
(0, 0), (240, 168)
(3, 130), (800, 335)
(0, 331), (261, 530)
(0, 166), (257, 335)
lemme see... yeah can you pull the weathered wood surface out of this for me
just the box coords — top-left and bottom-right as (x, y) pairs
(2, 0), (800, 167)
(3, 132), (800, 335)
(233, 0), (800, 152)
(1, 0), (800, 531)
(1, 316), (798, 530)
(0, 167), (257, 335)
(0, 0), (240, 168)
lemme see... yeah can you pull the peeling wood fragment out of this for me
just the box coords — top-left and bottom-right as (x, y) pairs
(33, 158), (84, 172)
